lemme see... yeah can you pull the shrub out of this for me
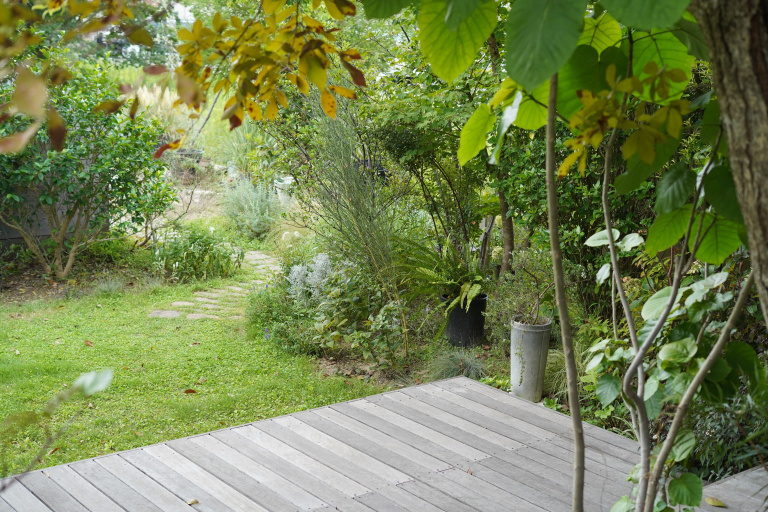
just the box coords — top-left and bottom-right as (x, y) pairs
(153, 226), (244, 282)
(223, 180), (282, 240)
(0, 63), (175, 279)
(287, 253), (332, 306)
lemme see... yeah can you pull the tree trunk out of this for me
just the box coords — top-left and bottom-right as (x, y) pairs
(692, 0), (768, 322)
(498, 169), (514, 274)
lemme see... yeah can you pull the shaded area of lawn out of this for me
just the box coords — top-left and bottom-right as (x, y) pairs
(0, 279), (382, 474)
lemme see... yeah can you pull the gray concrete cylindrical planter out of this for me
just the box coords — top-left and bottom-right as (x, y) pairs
(509, 317), (552, 402)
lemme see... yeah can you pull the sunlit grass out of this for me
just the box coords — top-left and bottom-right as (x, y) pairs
(0, 271), (382, 474)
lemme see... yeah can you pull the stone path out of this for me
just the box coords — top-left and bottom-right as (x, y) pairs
(147, 250), (281, 321)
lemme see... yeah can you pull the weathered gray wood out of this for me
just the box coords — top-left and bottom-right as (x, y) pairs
(309, 406), (454, 471)
(0, 496), (14, 512)
(272, 415), (412, 484)
(70, 459), (162, 512)
(95, 455), (192, 512)
(437, 378), (639, 451)
(699, 467), (768, 511)
(375, 391), (523, 450)
(14, 472), (88, 512)
(119, 448), (233, 512)
(44, 465), (123, 512)
(465, 460), (571, 511)
(396, 480), (481, 512)
(0, 479), (51, 512)
(353, 492), (411, 512)
(297, 409), (453, 475)
(182, 434), (327, 511)
(224, 426), (372, 502)
(253, 420), (445, 512)
(348, 399), (490, 462)
(330, 402), (479, 469)
(405, 383), (555, 441)
(142, 443), (266, 512)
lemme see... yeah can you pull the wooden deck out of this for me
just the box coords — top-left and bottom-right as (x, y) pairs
(0, 377), (763, 511)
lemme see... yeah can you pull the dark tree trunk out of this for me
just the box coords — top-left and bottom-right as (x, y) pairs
(692, 0), (768, 322)
(498, 169), (514, 274)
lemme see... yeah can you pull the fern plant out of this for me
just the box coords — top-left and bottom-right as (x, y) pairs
(402, 236), (489, 314)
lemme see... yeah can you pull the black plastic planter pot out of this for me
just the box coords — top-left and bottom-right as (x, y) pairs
(441, 294), (487, 348)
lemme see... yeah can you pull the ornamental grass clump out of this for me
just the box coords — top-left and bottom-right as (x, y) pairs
(223, 179), (282, 240)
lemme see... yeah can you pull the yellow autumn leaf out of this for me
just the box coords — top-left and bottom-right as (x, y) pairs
(265, 98), (279, 120)
(558, 150), (580, 178)
(0, 122), (41, 154)
(667, 108), (683, 139)
(622, 131), (640, 161)
(304, 53), (328, 90)
(704, 497), (726, 507)
(13, 67), (47, 118)
(127, 27), (153, 47)
(275, 90), (288, 108)
(321, 88), (336, 118)
(245, 100), (263, 121)
(489, 78), (517, 108)
(262, 0), (285, 15)
(329, 84), (356, 99)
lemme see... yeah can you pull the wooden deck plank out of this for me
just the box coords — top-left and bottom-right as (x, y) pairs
(94, 455), (192, 512)
(70, 459), (163, 512)
(297, 408), (453, 474)
(0, 496), (14, 512)
(225, 426), (371, 501)
(0, 479), (52, 512)
(142, 443), (266, 512)
(353, 492), (411, 512)
(329, 402), (479, 469)
(253, 420), (446, 512)
(402, 383), (556, 442)
(43, 465), (123, 512)
(271, 415), (412, 484)
(436, 378), (639, 451)
(14, 472), (88, 512)
(349, 399), (490, 462)
(698, 467), (768, 511)
(182, 434), (327, 511)
(395, 480), (481, 512)
(416, 470), (523, 512)
(119, 449), (230, 512)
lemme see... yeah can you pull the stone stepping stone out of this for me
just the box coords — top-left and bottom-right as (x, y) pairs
(187, 313), (219, 320)
(228, 315), (244, 320)
(194, 297), (218, 303)
(148, 310), (181, 318)
(226, 285), (245, 291)
(201, 304), (222, 310)
(194, 291), (221, 298)
(171, 301), (195, 307)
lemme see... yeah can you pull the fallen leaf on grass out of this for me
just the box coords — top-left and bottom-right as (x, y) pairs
(84, 340), (93, 347)
(14, 350), (20, 355)
(47, 447), (60, 456)
(184, 389), (197, 394)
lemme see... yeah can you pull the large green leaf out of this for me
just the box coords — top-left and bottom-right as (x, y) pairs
(505, 0), (587, 91)
(514, 82), (549, 130)
(659, 337), (697, 365)
(668, 473), (703, 507)
(689, 213), (742, 264)
(655, 163), (696, 215)
(614, 135), (680, 194)
(700, 100), (728, 155)
(671, 430), (696, 462)
(644, 385), (664, 420)
(360, 0), (414, 18)
(632, 30), (695, 103)
(557, 45), (601, 120)
(646, 204), (692, 256)
(459, 104), (496, 166)
(642, 285), (686, 321)
(578, 12), (622, 54)
(601, 0), (691, 30)
(672, 15), (710, 60)
(596, 373), (622, 406)
(704, 165), (744, 223)
(419, 0), (497, 83)
(585, 228), (620, 247)
(445, 0), (490, 29)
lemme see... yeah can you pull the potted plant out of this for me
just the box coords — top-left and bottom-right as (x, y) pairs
(489, 249), (557, 401)
(404, 237), (491, 347)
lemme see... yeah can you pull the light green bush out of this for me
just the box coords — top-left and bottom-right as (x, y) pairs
(223, 180), (282, 240)
(153, 225), (244, 282)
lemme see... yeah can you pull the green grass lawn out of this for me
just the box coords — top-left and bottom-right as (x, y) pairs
(0, 269), (383, 475)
